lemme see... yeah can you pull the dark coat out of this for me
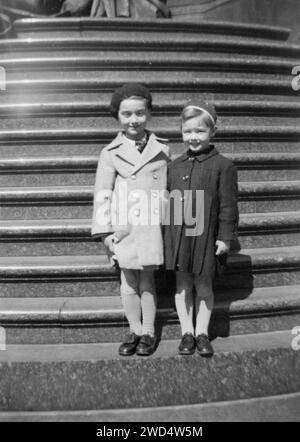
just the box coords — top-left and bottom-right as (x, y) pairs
(164, 145), (239, 276)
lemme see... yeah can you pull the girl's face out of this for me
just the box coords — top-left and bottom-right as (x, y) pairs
(182, 115), (216, 153)
(118, 97), (151, 140)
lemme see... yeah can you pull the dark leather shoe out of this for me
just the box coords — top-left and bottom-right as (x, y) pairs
(178, 333), (195, 355)
(195, 334), (214, 357)
(136, 334), (157, 356)
(118, 333), (141, 356)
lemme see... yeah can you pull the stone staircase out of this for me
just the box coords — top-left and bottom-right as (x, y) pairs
(0, 18), (299, 421)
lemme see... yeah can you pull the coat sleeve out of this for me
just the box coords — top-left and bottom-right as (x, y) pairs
(217, 162), (239, 242)
(91, 147), (117, 237)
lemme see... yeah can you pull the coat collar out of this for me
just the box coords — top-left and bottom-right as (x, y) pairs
(107, 131), (168, 175)
(181, 145), (218, 163)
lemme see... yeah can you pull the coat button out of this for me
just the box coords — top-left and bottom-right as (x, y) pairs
(180, 197), (184, 202)
(152, 191), (158, 198)
(131, 175), (137, 180)
(182, 175), (189, 181)
(134, 209), (140, 216)
(152, 173), (158, 179)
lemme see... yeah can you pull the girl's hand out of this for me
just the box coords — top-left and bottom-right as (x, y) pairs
(215, 240), (230, 255)
(103, 234), (115, 253)
(113, 230), (128, 243)
(103, 234), (119, 267)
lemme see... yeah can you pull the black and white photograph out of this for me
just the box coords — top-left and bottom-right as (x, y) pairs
(0, 0), (299, 426)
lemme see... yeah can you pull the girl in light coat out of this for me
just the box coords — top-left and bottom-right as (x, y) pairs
(92, 83), (169, 356)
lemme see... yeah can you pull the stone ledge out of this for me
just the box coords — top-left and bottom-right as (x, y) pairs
(0, 152), (299, 172)
(1, 100), (299, 117)
(0, 392), (299, 422)
(1, 35), (299, 58)
(0, 180), (298, 203)
(0, 126), (299, 144)
(0, 211), (299, 238)
(0, 285), (299, 324)
(0, 246), (298, 280)
(3, 78), (296, 95)
(13, 18), (291, 41)
(0, 331), (298, 411)
(1, 55), (296, 74)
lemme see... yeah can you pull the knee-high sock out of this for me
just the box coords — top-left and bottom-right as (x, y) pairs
(175, 289), (194, 335)
(175, 271), (195, 335)
(140, 271), (157, 337)
(141, 290), (157, 336)
(121, 291), (143, 336)
(195, 279), (214, 336)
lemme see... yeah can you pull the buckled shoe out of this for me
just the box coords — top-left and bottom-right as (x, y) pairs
(118, 333), (141, 356)
(195, 334), (214, 357)
(178, 333), (195, 355)
(136, 334), (157, 356)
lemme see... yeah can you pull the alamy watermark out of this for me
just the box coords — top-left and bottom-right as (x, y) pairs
(0, 66), (6, 91)
(291, 66), (300, 91)
(291, 326), (300, 351)
(95, 184), (205, 236)
(0, 326), (6, 351)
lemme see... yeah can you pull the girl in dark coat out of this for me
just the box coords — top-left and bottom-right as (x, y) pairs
(164, 99), (239, 356)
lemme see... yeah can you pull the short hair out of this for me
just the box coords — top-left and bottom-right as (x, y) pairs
(181, 106), (216, 130)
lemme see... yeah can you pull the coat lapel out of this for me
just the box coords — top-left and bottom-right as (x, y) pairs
(107, 132), (166, 175)
(131, 133), (165, 175)
(108, 132), (141, 167)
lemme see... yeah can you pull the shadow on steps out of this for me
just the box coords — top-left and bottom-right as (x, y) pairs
(154, 251), (254, 342)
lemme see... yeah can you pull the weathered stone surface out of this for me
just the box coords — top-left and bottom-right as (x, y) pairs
(2, 113), (299, 131)
(0, 392), (299, 421)
(1, 286), (299, 344)
(0, 331), (298, 411)
(0, 280), (119, 298)
(1, 33), (299, 57)
(13, 18), (291, 41)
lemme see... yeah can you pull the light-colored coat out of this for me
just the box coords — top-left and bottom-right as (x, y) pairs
(92, 132), (170, 269)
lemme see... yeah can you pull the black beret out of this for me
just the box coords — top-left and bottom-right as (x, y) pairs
(110, 83), (153, 119)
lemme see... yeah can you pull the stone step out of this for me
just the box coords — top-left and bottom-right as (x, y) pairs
(0, 164), (299, 186)
(13, 18), (291, 41)
(1, 392), (299, 422)
(0, 212), (298, 256)
(2, 91), (299, 107)
(3, 77), (298, 97)
(0, 140), (298, 157)
(0, 126), (299, 145)
(0, 330), (298, 411)
(2, 56), (296, 81)
(1, 152), (299, 169)
(0, 247), (298, 296)
(0, 285), (300, 344)
(0, 232), (298, 257)
(1, 100), (299, 118)
(1, 198), (299, 220)
(1, 36), (299, 59)
(0, 246), (298, 290)
(1, 113), (299, 132)
(7, 70), (291, 84)
(0, 181), (299, 220)
(0, 181), (298, 203)
(235, 211), (300, 249)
